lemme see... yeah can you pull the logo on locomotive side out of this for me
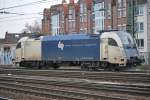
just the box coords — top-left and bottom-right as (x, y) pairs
(58, 41), (64, 50)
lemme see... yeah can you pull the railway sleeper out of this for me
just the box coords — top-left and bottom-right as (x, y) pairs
(0, 85), (86, 100)
(0, 81), (127, 100)
(0, 79), (148, 99)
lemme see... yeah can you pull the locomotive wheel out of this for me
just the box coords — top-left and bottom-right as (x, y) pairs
(81, 64), (89, 71)
(53, 64), (59, 69)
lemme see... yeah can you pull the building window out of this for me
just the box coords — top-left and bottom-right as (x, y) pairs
(137, 39), (144, 48)
(118, 25), (122, 30)
(117, 0), (122, 9)
(107, 26), (112, 30)
(117, 24), (126, 31)
(122, 0), (126, 8)
(139, 22), (144, 32)
(80, 8), (88, 32)
(117, 0), (127, 18)
(122, 24), (126, 31)
(117, 9), (122, 18)
(80, 16), (83, 22)
(106, 4), (111, 19)
(80, 3), (84, 14)
(93, 2), (105, 33)
(136, 5), (144, 16)
(51, 14), (60, 35)
(122, 8), (126, 17)
(69, 6), (75, 20)
(68, 5), (76, 32)
(80, 3), (87, 13)
(135, 22), (144, 32)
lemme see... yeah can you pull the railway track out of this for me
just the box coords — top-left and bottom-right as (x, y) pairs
(0, 67), (150, 99)
(0, 74), (150, 100)
(0, 69), (150, 84)
(0, 97), (10, 100)
(0, 65), (150, 73)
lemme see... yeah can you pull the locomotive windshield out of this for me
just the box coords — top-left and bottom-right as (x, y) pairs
(16, 42), (21, 49)
(117, 31), (136, 49)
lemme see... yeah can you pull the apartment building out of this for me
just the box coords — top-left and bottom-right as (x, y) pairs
(104, 0), (127, 31)
(42, 0), (79, 35)
(133, 0), (150, 64)
(42, 8), (51, 35)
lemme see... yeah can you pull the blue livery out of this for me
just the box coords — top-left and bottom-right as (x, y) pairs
(42, 34), (100, 61)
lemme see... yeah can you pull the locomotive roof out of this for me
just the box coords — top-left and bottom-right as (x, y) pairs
(42, 33), (100, 41)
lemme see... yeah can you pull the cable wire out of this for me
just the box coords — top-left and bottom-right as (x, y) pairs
(0, 16), (41, 22)
(0, 0), (53, 10)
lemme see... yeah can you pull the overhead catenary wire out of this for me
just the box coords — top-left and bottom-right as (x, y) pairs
(0, 11), (25, 15)
(0, 16), (41, 22)
(0, 0), (59, 34)
(0, 14), (43, 22)
(0, 12), (43, 20)
(0, 0), (56, 20)
(0, 0), (53, 10)
(0, 11), (43, 16)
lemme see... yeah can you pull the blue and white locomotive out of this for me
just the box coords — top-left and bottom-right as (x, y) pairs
(14, 31), (142, 70)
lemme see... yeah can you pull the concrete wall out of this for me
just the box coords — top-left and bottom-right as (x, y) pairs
(0, 45), (16, 65)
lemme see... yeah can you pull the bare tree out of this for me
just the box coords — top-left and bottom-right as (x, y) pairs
(22, 20), (42, 34)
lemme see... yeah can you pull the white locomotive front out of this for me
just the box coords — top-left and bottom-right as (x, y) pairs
(100, 31), (141, 68)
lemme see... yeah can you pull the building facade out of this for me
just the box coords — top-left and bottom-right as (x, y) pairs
(42, 0), (79, 35)
(50, 4), (64, 35)
(66, 0), (79, 33)
(42, 8), (51, 35)
(133, 0), (150, 64)
(78, 0), (92, 33)
(42, 0), (129, 34)
(104, 0), (127, 31)
(147, 0), (150, 64)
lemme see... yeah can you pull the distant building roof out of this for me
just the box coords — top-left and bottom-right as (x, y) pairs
(0, 32), (31, 45)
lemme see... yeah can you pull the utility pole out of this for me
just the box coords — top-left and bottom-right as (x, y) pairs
(127, 0), (137, 38)
(111, 0), (116, 30)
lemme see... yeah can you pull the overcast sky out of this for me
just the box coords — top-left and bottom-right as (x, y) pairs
(0, 0), (78, 38)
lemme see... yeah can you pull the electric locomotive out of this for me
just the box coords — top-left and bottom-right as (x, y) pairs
(14, 31), (142, 70)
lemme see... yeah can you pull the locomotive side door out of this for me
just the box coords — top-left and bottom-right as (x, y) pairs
(107, 38), (122, 64)
(15, 42), (22, 63)
(100, 38), (108, 61)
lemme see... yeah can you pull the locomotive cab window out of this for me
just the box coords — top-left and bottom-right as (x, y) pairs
(16, 42), (21, 49)
(108, 38), (118, 46)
